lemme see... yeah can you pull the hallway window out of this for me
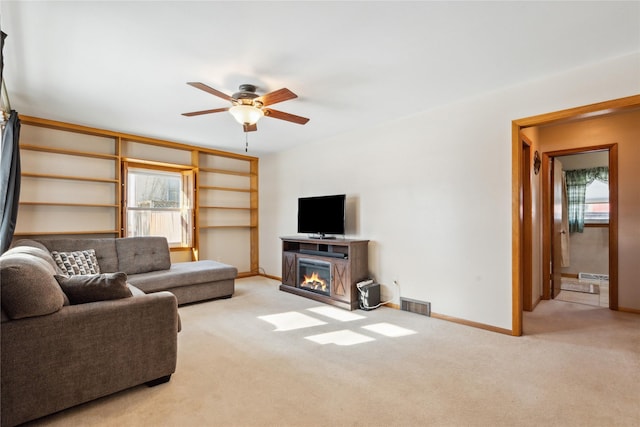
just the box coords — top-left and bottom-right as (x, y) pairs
(566, 166), (608, 232)
(584, 179), (609, 224)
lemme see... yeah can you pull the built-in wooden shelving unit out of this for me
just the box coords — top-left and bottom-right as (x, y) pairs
(194, 150), (258, 274)
(15, 115), (259, 275)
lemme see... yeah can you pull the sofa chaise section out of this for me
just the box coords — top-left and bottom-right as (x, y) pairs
(126, 260), (236, 305)
(37, 236), (238, 305)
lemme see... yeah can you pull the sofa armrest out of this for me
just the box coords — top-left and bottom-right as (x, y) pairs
(1, 291), (179, 427)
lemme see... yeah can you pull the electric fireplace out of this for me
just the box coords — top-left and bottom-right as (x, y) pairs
(298, 258), (331, 296)
(281, 237), (369, 310)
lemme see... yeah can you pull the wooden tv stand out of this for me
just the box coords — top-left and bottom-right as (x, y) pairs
(280, 237), (369, 310)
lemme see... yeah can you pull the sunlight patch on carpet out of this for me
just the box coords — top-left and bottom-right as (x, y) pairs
(258, 312), (327, 331)
(307, 306), (366, 322)
(305, 330), (375, 346)
(362, 323), (417, 337)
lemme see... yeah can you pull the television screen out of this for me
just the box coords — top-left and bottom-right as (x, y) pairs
(297, 194), (346, 237)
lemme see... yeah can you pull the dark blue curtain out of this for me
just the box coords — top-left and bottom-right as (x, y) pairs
(1, 31), (6, 83)
(1, 110), (21, 253)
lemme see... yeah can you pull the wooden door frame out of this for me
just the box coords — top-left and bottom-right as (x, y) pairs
(521, 138), (533, 312)
(511, 94), (640, 336)
(541, 145), (618, 307)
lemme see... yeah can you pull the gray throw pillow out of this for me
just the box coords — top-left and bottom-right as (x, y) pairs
(54, 272), (133, 305)
(51, 249), (101, 275)
(0, 253), (66, 319)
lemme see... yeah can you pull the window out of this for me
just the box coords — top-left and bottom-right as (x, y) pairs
(566, 166), (608, 232)
(125, 165), (194, 248)
(584, 179), (609, 224)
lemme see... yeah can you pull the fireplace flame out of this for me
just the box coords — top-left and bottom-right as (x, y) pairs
(301, 271), (327, 292)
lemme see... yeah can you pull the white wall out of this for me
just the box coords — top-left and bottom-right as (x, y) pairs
(260, 52), (640, 331)
(558, 152), (608, 170)
(561, 228), (609, 276)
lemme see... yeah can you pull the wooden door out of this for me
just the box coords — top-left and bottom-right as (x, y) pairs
(551, 158), (564, 298)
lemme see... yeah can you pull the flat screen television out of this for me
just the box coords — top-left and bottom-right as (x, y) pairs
(297, 194), (346, 238)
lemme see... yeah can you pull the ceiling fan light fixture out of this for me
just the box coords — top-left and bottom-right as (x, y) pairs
(229, 104), (264, 125)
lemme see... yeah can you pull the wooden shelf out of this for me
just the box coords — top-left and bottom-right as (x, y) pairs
(199, 206), (251, 210)
(14, 230), (119, 236)
(22, 172), (118, 184)
(199, 167), (253, 177)
(198, 185), (253, 193)
(19, 202), (119, 208)
(20, 144), (118, 160)
(199, 225), (255, 229)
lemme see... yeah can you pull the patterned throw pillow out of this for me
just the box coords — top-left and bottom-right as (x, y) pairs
(51, 249), (101, 275)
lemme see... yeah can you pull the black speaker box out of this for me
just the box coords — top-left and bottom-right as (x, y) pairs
(359, 282), (380, 310)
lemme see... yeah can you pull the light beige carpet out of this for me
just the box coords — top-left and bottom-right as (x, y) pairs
(25, 277), (640, 426)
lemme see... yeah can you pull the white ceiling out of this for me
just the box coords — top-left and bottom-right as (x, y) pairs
(2, 1), (639, 156)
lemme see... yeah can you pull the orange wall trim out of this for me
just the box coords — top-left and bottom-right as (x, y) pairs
(618, 307), (640, 315)
(260, 275), (515, 333)
(259, 273), (282, 281)
(431, 313), (514, 336)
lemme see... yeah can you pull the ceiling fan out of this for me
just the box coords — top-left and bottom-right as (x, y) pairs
(182, 82), (310, 132)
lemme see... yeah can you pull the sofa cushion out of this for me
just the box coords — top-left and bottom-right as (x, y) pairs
(0, 253), (66, 319)
(54, 272), (133, 304)
(51, 249), (101, 275)
(11, 238), (50, 253)
(38, 239), (119, 272)
(4, 244), (61, 273)
(126, 260), (237, 293)
(115, 237), (171, 274)
(3, 246), (69, 306)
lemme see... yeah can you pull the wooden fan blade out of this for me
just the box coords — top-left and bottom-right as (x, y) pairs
(263, 108), (310, 125)
(187, 82), (233, 101)
(256, 88), (297, 106)
(182, 107), (229, 117)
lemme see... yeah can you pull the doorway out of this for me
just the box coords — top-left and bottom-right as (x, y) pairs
(542, 148), (615, 309)
(511, 94), (640, 336)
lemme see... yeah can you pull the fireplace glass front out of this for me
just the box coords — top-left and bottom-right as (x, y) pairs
(298, 258), (331, 296)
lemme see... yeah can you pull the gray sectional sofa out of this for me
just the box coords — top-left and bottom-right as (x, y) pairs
(0, 236), (238, 426)
(36, 236), (238, 305)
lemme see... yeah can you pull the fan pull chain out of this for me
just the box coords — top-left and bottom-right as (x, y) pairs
(245, 132), (249, 152)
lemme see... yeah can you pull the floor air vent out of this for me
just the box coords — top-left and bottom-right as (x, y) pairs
(578, 272), (609, 282)
(400, 298), (431, 317)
